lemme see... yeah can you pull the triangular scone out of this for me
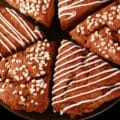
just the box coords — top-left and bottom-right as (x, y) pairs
(5, 0), (55, 27)
(52, 39), (120, 118)
(70, 1), (120, 65)
(0, 39), (56, 112)
(0, 6), (44, 58)
(58, 0), (111, 31)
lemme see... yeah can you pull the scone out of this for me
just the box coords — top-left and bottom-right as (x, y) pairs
(0, 39), (56, 112)
(58, 0), (111, 31)
(0, 6), (44, 58)
(52, 39), (120, 118)
(5, 0), (55, 27)
(70, 1), (120, 65)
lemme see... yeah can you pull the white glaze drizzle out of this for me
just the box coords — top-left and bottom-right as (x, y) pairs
(55, 56), (102, 79)
(0, 53), (3, 58)
(58, 0), (110, 20)
(0, 32), (17, 51)
(33, 26), (43, 39)
(54, 59), (103, 82)
(56, 40), (87, 59)
(52, 68), (119, 95)
(0, 23), (25, 48)
(55, 48), (86, 65)
(53, 82), (120, 105)
(0, 7), (43, 57)
(0, 39), (12, 54)
(52, 40), (120, 114)
(60, 85), (120, 114)
(6, 8), (43, 42)
(54, 53), (97, 77)
(57, 45), (80, 59)
(58, 0), (70, 6)
(6, 8), (35, 42)
(53, 61), (111, 90)
(10, 9), (40, 40)
(0, 13), (26, 46)
(54, 55), (87, 77)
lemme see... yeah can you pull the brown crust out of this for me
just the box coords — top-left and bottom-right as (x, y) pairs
(52, 39), (120, 118)
(0, 40), (56, 112)
(5, 0), (55, 27)
(70, 1), (120, 65)
(0, 6), (45, 58)
(58, 0), (111, 31)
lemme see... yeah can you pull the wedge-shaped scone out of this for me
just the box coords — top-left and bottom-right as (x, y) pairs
(5, 0), (55, 27)
(52, 39), (120, 118)
(0, 6), (44, 58)
(70, 1), (120, 65)
(58, 0), (111, 30)
(0, 39), (56, 112)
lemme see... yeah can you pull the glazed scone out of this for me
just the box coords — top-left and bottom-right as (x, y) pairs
(0, 39), (56, 112)
(52, 39), (120, 118)
(0, 6), (44, 58)
(58, 0), (111, 31)
(5, 0), (55, 27)
(70, 1), (120, 65)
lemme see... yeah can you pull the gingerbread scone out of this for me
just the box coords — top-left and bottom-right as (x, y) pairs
(5, 0), (55, 27)
(0, 39), (56, 112)
(0, 6), (45, 58)
(70, 1), (120, 65)
(52, 39), (120, 118)
(58, 0), (111, 31)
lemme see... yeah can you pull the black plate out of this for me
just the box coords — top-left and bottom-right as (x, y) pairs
(0, 98), (120, 120)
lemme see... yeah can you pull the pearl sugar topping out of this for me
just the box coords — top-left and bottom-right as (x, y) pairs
(89, 28), (120, 59)
(76, 4), (120, 34)
(76, 4), (120, 59)
(0, 39), (51, 106)
(11, 0), (51, 16)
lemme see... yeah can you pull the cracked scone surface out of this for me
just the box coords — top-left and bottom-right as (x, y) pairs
(0, 6), (44, 58)
(0, 39), (56, 112)
(58, 0), (110, 30)
(5, 0), (55, 27)
(52, 39), (120, 118)
(70, 1), (120, 65)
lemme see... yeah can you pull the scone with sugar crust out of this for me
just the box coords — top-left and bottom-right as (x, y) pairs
(5, 0), (55, 27)
(58, 0), (111, 30)
(0, 5), (44, 58)
(52, 39), (120, 118)
(70, 1), (120, 65)
(0, 39), (56, 112)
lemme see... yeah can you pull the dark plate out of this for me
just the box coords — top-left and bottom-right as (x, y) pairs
(0, 98), (120, 120)
(0, 1), (120, 120)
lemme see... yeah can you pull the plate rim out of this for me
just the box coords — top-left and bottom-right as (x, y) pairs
(0, 98), (120, 120)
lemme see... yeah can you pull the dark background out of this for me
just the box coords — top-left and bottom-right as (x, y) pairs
(0, 101), (120, 120)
